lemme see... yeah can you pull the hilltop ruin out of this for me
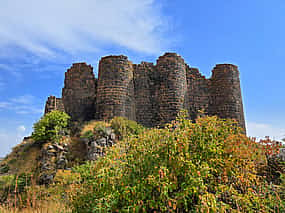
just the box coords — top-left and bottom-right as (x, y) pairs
(44, 53), (246, 131)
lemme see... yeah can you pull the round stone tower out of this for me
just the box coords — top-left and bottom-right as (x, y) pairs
(156, 53), (187, 125)
(209, 64), (246, 131)
(96, 55), (135, 121)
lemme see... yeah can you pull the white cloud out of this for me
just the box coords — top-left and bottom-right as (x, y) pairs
(246, 121), (285, 141)
(10, 94), (36, 105)
(17, 125), (26, 133)
(0, 63), (23, 79)
(0, 95), (43, 115)
(0, 128), (30, 157)
(0, 0), (167, 56)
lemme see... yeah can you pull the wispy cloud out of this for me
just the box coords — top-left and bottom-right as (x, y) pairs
(0, 94), (43, 115)
(0, 0), (168, 57)
(247, 121), (285, 141)
(0, 63), (23, 79)
(10, 94), (36, 105)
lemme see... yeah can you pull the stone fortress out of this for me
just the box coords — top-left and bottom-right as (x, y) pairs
(44, 52), (246, 131)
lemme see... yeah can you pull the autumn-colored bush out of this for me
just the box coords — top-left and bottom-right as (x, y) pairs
(70, 114), (284, 212)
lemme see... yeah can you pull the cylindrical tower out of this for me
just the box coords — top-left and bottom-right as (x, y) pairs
(156, 53), (187, 125)
(209, 64), (246, 131)
(96, 55), (135, 121)
(62, 63), (97, 121)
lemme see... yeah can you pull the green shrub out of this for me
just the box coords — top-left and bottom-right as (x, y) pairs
(0, 164), (9, 174)
(110, 117), (145, 139)
(32, 110), (70, 143)
(70, 115), (284, 212)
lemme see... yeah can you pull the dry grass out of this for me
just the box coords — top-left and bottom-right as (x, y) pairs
(0, 200), (71, 213)
(1, 138), (41, 174)
(81, 120), (109, 135)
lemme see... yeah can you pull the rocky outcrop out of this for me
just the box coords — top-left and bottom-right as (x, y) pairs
(84, 127), (116, 161)
(39, 143), (69, 185)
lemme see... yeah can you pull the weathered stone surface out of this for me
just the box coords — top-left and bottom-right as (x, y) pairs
(46, 53), (246, 132)
(156, 53), (187, 125)
(44, 96), (64, 114)
(85, 127), (116, 161)
(208, 64), (246, 131)
(62, 63), (97, 121)
(39, 143), (69, 185)
(96, 55), (135, 121)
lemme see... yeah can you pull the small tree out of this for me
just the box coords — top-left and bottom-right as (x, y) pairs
(32, 110), (70, 143)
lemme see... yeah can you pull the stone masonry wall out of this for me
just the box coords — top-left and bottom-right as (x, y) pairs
(185, 66), (210, 121)
(133, 62), (158, 127)
(96, 56), (135, 121)
(156, 53), (187, 125)
(46, 53), (246, 132)
(208, 64), (246, 131)
(44, 96), (65, 114)
(62, 63), (97, 121)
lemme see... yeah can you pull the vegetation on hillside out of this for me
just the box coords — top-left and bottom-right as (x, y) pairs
(31, 110), (70, 143)
(70, 112), (284, 212)
(0, 112), (284, 212)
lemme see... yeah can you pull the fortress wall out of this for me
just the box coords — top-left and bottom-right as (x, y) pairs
(156, 53), (187, 125)
(185, 66), (210, 120)
(133, 62), (157, 127)
(44, 96), (65, 114)
(62, 63), (97, 121)
(209, 64), (246, 131)
(44, 53), (246, 130)
(96, 56), (135, 121)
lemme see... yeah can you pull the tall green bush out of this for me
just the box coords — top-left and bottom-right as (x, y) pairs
(32, 110), (70, 143)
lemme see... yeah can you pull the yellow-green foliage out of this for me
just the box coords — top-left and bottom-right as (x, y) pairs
(110, 117), (145, 139)
(70, 115), (284, 212)
(80, 117), (145, 140)
(0, 175), (14, 189)
(32, 110), (70, 143)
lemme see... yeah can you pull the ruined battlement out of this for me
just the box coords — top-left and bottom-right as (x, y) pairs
(44, 96), (64, 114)
(44, 53), (246, 131)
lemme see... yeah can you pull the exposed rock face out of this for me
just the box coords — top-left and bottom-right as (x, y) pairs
(84, 127), (116, 161)
(39, 143), (69, 185)
(45, 53), (246, 132)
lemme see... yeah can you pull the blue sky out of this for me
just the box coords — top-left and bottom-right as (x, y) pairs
(0, 0), (284, 156)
